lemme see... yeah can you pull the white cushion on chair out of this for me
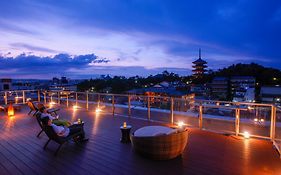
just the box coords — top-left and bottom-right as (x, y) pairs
(134, 126), (173, 137)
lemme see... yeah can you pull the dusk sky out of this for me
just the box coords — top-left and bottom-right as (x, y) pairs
(0, 0), (281, 79)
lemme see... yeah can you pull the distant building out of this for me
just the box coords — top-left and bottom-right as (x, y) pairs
(61, 76), (68, 84)
(0, 79), (12, 91)
(49, 76), (76, 91)
(128, 81), (192, 98)
(230, 76), (256, 102)
(244, 88), (255, 102)
(192, 49), (207, 78)
(210, 77), (229, 100)
(49, 84), (77, 92)
(52, 77), (60, 84)
(190, 84), (210, 100)
(260, 86), (281, 105)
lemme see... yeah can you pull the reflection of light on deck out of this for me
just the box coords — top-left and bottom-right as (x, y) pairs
(5, 116), (16, 131)
(92, 111), (101, 134)
(243, 139), (250, 163)
(71, 107), (77, 122)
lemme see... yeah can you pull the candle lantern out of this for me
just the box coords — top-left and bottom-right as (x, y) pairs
(8, 103), (15, 117)
(123, 122), (127, 128)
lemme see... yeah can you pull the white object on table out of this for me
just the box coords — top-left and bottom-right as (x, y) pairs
(73, 121), (84, 125)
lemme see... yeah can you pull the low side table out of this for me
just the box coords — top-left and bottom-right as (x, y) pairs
(120, 125), (132, 143)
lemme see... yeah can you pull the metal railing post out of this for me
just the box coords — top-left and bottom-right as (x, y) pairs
(37, 90), (40, 102)
(270, 105), (277, 141)
(75, 92), (78, 106)
(66, 93), (69, 107)
(199, 104), (203, 129)
(57, 91), (60, 104)
(86, 91), (89, 110)
(235, 108), (240, 136)
(22, 91), (25, 104)
(50, 93), (53, 103)
(4, 91), (7, 105)
(170, 97), (174, 124)
(44, 92), (46, 104)
(98, 94), (100, 107)
(147, 96), (151, 121)
(112, 95), (115, 116)
(128, 95), (131, 117)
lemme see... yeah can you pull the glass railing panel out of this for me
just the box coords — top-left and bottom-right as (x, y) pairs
(202, 104), (235, 134)
(239, 104), (271, 138)
(149, 96), (171, 123)
(173, 98), (198, 128)
(274, 107), (281, 150)
(129, 95), (149, 120)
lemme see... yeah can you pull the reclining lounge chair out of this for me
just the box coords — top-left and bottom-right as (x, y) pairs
(42, 125), (83, 155)
(27, 101), (39, 116)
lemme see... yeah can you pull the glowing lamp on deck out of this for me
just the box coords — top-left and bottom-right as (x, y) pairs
(49, 101), (56, 107)
(123, 122), (127, 128)
(244, 131), (250, 139)
(7, 103), (15, 117)
(254, 118), (258, 122)
(260, 119), (264, 122)
(95, 107), (102, 113)
(73, 105), (79, 110)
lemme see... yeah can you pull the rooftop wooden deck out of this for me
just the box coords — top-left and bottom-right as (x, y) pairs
(0, 105), (281, 175)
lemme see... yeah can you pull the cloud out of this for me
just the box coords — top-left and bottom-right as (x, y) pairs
(0, 53), (110, 78)
(10, 43), (58, 53)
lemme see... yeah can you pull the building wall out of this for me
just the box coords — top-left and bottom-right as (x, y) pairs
(0, 79), (12, 91)
(260, 87), (281, 104)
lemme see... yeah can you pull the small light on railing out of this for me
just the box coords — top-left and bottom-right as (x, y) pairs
(244, 131), (250, 139)
(95, 108), (102, 113)
(260, 119), (264, 122)
(177, 121), (185, 128)
(26, 98), (31, 101)
(73, 105), (79, 110)
(254, 118), (258, 122)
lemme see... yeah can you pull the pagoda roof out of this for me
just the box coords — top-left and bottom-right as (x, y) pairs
(192, 65), (207, 68)
(192, 58), (207, 64)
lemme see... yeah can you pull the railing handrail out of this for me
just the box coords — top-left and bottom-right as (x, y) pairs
(44, 90), (274, 108)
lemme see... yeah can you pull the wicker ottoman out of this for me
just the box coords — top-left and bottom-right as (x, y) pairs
(131, 126), (188, 160)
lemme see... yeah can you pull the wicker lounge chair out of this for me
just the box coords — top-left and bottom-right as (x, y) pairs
(131, 127), (188, 160)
